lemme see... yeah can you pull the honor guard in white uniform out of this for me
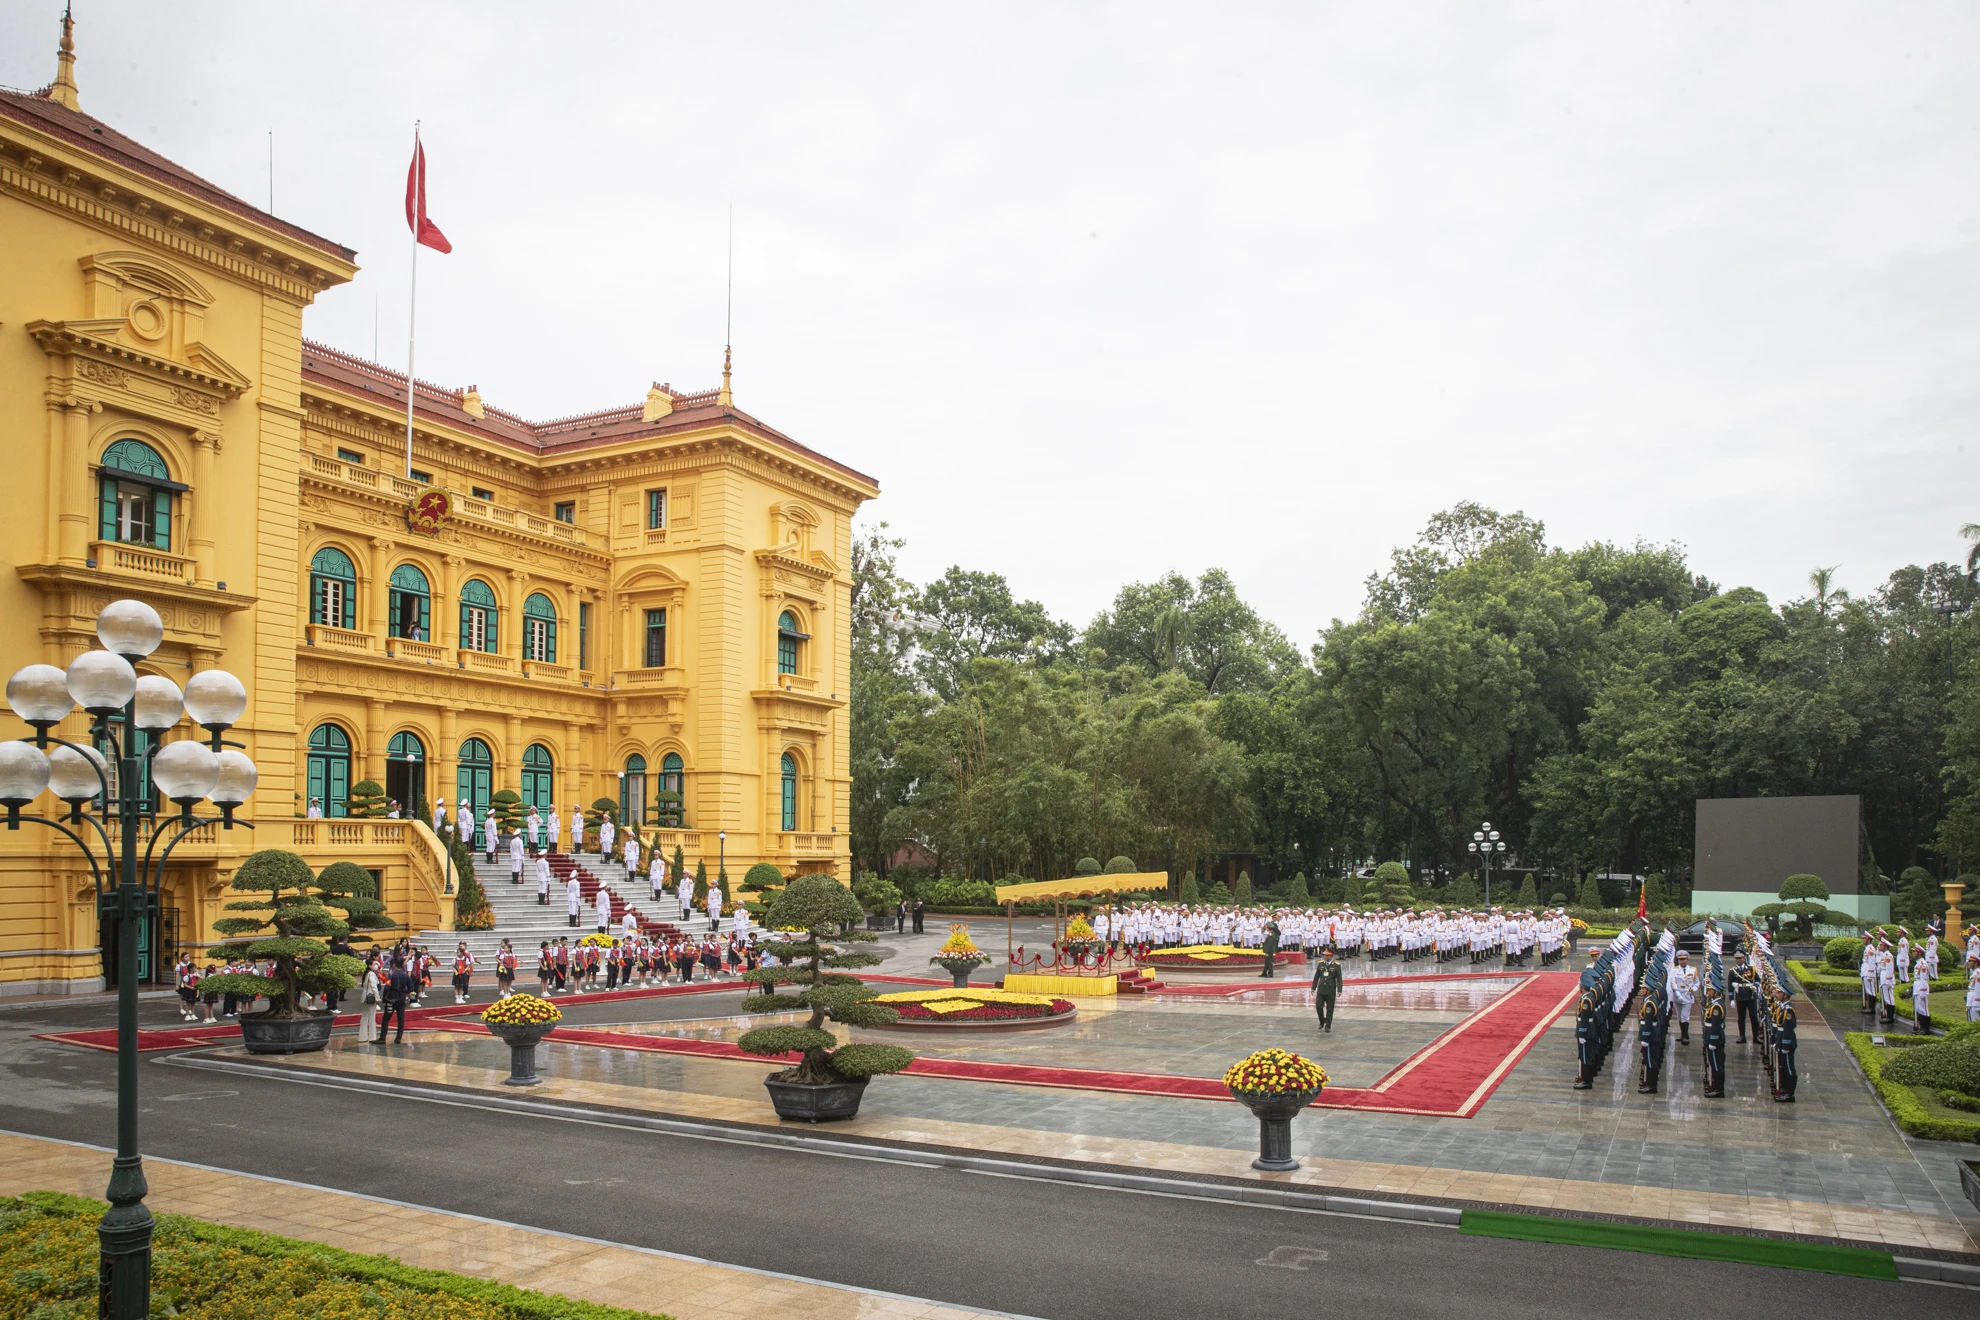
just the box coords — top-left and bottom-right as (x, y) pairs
(565, 874), (583, 928)
(535, 854), (552, 905)
(546, 807), (562, 854)
(599, 816), (616, 860)
(568, 804), (584, 853)
(1670, 951), (1698, 1044)
(595, 887), (612, 933)
(508, 831), (525, 885)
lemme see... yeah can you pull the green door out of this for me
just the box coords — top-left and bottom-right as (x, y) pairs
(307, 725), (351, 817)
(457, 738), (493, 848)
(521, 744), (554, 814)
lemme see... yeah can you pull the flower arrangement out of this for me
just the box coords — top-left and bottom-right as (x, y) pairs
(481, 993), (562, 1027)
(456, 904), (496, 931)
(1064, 915), (1098, 943)
(936, 924), (984, 959)
(874, 987), (1073, 1022)
(578, 933), (617, 947)
(1141, 943), (1265, 966)
(1569, 918), (1589, 934)
(1223, 1048), (1328, 1095)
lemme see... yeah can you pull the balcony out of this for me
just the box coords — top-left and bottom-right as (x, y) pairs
(460, 649), (515, 674)
(386, 636), (447, 663)
(90, 540), (195, 584)
(615, 665), (687, 690)
(522, 659), (574, 681)
(305, 455), (584, 545)
(304, 623), (375, 653)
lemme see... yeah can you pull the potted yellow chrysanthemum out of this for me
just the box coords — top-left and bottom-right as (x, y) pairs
(1223, 1048), (1328, 1171)
(481, 993), (562, 1086)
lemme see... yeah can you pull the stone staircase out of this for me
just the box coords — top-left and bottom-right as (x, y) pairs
(412, 851), (748, 965)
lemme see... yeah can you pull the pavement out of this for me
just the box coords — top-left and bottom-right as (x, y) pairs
(4, 960), (1979, 1318)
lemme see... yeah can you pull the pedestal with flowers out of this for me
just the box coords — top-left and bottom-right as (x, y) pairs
(1224, 1048), (1328, 1171)
(930, 923), (990, 987)
(483, 993), (561, 1085)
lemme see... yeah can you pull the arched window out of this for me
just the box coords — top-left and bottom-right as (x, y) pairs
(459, 579), (498, 653)
(386, 731), (425, 818)
(457, 737), (493, 846)
(523, 593), (557, 663)
(306, 723), (352, 817)
(389, 563), (431, 641)
(522, 744), (554, 814)
(777, 610), (806, 676)
(621, 753), (647, 826)
(98, 438), (180, 550)
(659, 752), (684, 826)
(309, 547), (357, 629)
(780, 753), (798, 832)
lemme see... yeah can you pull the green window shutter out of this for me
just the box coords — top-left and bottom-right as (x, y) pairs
(545, 622), (556, 664)
(152, 489), (172, 549)
(99, 478), (117, 542)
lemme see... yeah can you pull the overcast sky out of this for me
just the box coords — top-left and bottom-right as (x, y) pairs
(7, 2), (1977, 643)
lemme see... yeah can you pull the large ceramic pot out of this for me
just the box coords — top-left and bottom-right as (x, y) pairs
(764, 1075), (869, 1122)
(933, 956), (986, 989)
(238, 1012), (334, 1055)
(1229, 1086), (1322, 1171)
(488, 1022), (555, 1086)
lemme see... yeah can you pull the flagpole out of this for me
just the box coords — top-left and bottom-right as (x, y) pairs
(405, 120), (420, 480)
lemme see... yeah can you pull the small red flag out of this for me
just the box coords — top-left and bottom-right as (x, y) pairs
(405, 137), (451, 254)
(1636, 879), (1648, 923)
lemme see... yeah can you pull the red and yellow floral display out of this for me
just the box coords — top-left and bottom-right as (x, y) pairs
(873, 987), (1073, 1023)
(1223, 1048), (1328, 1095)
(1141, 943), (1265, 967)
(481, 993), (562, 1027)
(936, 924), (984, 959)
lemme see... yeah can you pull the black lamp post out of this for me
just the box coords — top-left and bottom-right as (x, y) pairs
(1, 599), (255, 1320)
(1468, 822), (1506, 906)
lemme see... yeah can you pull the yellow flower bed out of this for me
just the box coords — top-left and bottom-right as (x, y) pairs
(875, 988), (1058, 1007)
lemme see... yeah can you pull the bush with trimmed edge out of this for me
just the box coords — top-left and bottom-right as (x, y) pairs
(0, 1191), (664, 1320)
(200, 850), (361, 1017)
(1823, 936), (1864, 970)
(743, 862), (785, 893)
(344, 779), (387, 818)
(1179, 872), (1200, 903)
(1074, 856), (1102, 875)
(1883, 1036), (1980, 1097)
(1234, 871), (1253, 905)
(1103, 855), (1136, 874)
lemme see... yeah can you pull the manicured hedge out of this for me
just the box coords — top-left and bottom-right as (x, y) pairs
(3, 1191), (668, 1320)
(1840, 1033), (1980, 1145)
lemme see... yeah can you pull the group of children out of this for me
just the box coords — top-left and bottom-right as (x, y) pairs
(523, 933), (762, 995)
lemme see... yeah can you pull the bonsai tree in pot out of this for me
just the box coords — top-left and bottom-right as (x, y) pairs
(198, 849), (364, 1055)
(315, 861), (396, 945)
(737, 874), (912, 1120)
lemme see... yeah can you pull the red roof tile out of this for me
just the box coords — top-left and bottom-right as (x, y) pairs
(0, 88), (354, 261)
(300, 340), (878, 491)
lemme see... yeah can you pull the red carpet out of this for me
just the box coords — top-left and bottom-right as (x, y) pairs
(40, 971), (1577, 1119)
(452, 970), (1581, 1119)
(35, 973), (956, 1055)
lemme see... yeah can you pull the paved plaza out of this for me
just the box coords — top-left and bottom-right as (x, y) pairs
(150, 961), (1980, 1257)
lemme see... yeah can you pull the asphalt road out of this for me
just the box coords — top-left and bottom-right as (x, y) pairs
(1, 994), (1970, 1319)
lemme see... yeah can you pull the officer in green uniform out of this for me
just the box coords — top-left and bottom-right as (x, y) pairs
(1310, 947), (1343, 1031)
(1260, 920), (1281, 979)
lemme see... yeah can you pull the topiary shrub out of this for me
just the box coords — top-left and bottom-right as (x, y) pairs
(344, 780), (387, 818)
(1883, 1036), (1980, 1097)
(1205, 879), (1232, 905)
(1074, 857), (1102, 876)
(489, 788), (523, 833)
(199, 850), (363, 1018)
(1178, 872), (1200, 904)
(1282, 872), (1310, 902)
(1446, 873), (1479, 907)
(737, 874), (913, 1085)
(1104, 856), (1136, 874)
(1515, 874), (1538, 908)
(1577, 873), (1602, 908)
(1774, 873), (1832, 940)
(316, 861), (394, 943)
(1550, 892), (1567, 904)
(1823, 936), (1864, 970)
(743, 861), (786, 892)
(1642, 873), (1666, 911)
(1372, 861), (1413, 907)
(1234, 872), (1253, 905)
(1339, 872), (1362, 906)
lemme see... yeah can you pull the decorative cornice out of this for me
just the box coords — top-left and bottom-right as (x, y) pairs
(0, 151), (345, 303)
(27, 318), (252, 399)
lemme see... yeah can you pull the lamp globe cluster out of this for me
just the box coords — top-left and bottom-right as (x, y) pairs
(1, 600), (256, 821)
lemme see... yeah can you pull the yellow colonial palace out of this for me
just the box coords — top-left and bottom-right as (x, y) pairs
(0, 20), (875, 994)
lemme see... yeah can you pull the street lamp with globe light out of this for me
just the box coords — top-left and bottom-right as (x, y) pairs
(2, 599), (255, 1320)
(1468, 822), (1507, 907)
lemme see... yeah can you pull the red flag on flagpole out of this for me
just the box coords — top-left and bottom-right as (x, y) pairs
(1636, 879), (1648, 923)
(405, 136), (451, 253)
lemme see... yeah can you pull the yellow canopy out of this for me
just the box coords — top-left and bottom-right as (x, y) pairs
(993, 873), (1168, 903)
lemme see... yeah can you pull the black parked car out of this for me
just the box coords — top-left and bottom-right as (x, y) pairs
(1674, 918), (1748, 957)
